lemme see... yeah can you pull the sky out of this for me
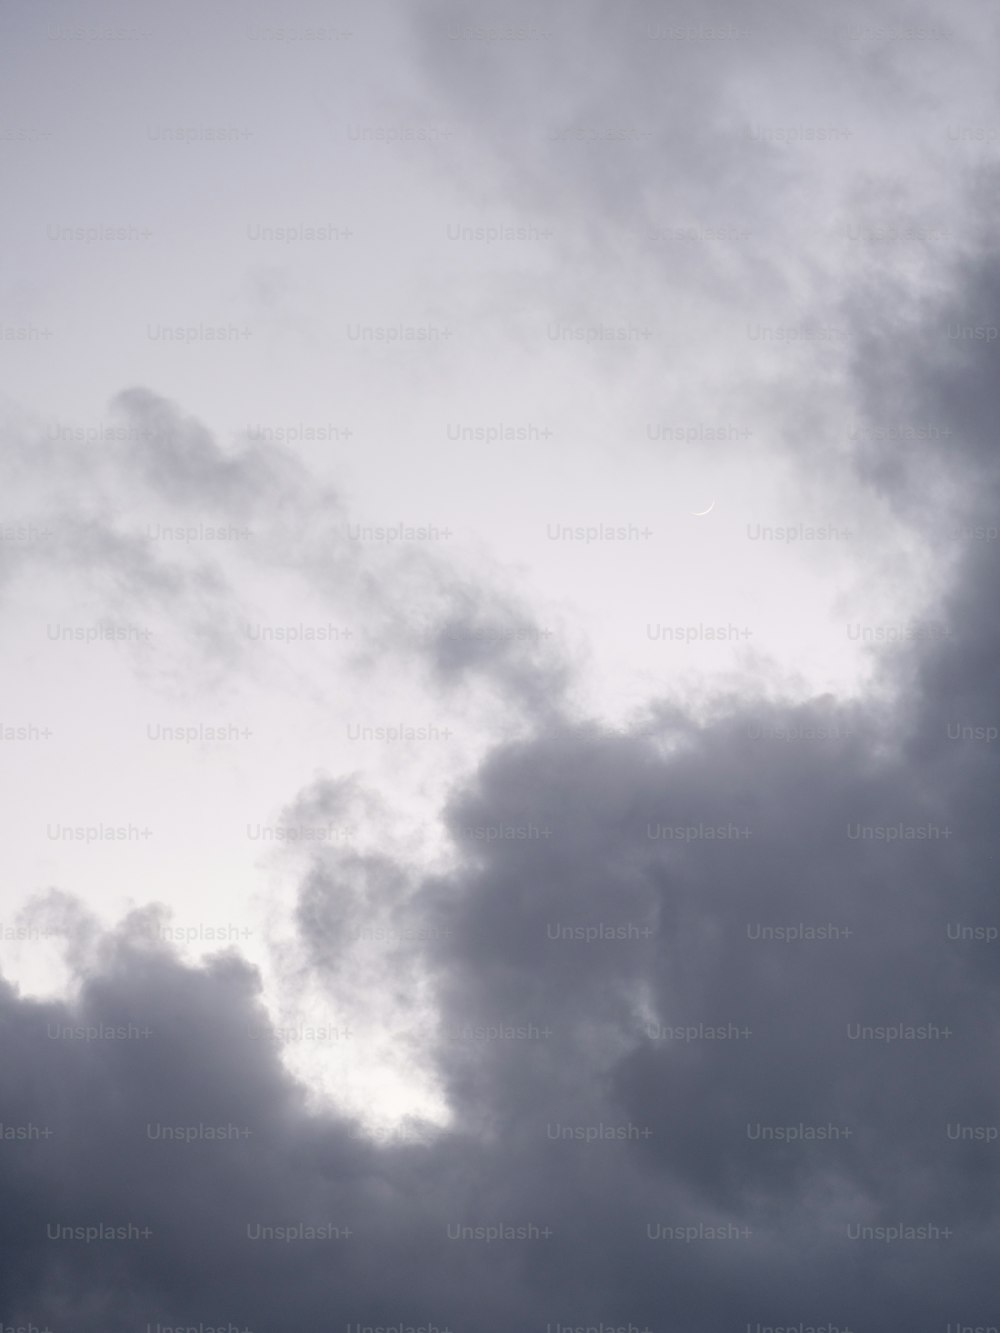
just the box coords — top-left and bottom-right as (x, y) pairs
(2, 0), (1000, 1328)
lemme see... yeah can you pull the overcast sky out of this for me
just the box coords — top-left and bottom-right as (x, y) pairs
(3, 0), (1000, 1329)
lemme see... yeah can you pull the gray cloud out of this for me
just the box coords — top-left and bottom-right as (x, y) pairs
(7, 230), (1000, 1319)
(4, 0), (1000, 1327)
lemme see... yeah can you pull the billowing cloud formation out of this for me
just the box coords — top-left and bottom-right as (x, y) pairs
(5, 0), (1000, 1327)
(4, 220), (1000, 1331)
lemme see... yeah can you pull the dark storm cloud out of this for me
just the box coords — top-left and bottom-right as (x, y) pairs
(415, 209), (1000, 1322)
(7, 190), (1000, 1329)
(6, 4), (1000, 1329)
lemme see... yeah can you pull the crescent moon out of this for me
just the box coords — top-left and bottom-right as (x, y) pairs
(691, 500), (715, 516)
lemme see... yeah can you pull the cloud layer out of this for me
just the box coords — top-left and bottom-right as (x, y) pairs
(4, 0), (1000, 1328)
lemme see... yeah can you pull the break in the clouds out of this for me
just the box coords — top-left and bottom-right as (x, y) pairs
(3, 0), (1000, 1328)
